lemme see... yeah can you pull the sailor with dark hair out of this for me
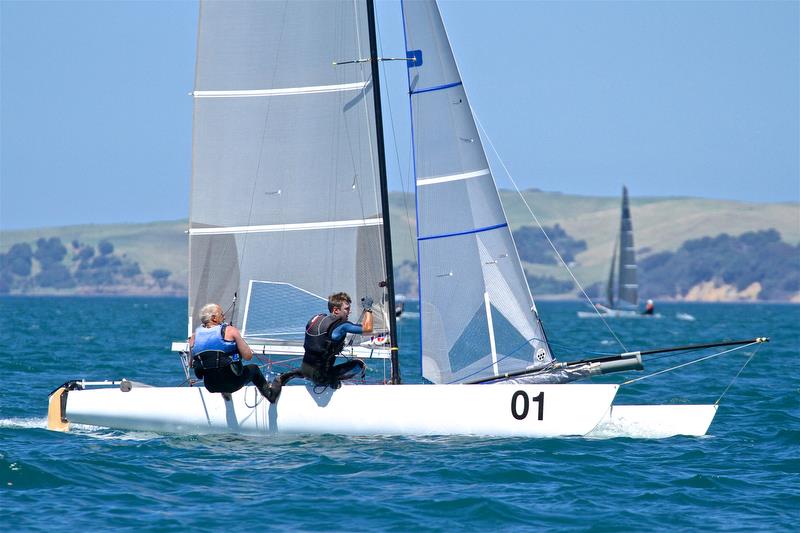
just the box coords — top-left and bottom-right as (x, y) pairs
(265, 292), (371, 403)
(190, 303), (271, 400)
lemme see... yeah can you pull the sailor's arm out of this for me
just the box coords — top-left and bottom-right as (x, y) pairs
(361, 309), (373, 334)
(226, 325), (254, 360)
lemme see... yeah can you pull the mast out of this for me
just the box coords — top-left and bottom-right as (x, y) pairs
(366, 0), (400, 384)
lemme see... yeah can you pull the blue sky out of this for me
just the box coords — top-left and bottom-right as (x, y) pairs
(1, 0), (798, 231)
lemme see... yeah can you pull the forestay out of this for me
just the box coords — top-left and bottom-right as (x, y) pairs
(188, 0), (391, 341)
(402, 0), (553, 384)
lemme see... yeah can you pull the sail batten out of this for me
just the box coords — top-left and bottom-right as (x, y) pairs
(189, 218), (383, 236)
(193, 81), (369, 98)
(419, 222), (508, 242)
(410, 80), (463, 94)
(417, 168), (490, 186)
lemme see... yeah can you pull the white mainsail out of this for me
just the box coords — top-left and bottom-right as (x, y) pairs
(189, 0), (391, 340)
(402, 0), (553, 384)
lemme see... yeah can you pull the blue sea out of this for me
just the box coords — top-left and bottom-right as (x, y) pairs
(1, 297), (798, 531)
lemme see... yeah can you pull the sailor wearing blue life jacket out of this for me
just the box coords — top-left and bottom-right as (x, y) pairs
(189, 303), (271, 399)
(264, 292), (371, 403)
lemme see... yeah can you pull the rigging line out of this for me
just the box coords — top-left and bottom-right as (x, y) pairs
(375, 9), (417, 265)
(472, 114), (629, 352)
(715, 344), (761, 405)
(359, 1), (393, 334)
(244, 385), (264, 409)
(236, 2), (290, 298)
(647, 349), (715, 363)
(221, 293), (237, 323)
(348, 0), (387, 308)
(621, 341), (759, 386)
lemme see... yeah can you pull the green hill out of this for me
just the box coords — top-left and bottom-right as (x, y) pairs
(0, 220), (188, 285)
(497, 190), (799, 290)
(2, 191), (797, 299)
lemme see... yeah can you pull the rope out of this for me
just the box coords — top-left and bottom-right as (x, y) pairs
(244, 385), (263, 409)
(472, 114), (628, 352)
(715, 343), (761, 405)
(375, 13), (418, 265)
(621, 341), (759, 386)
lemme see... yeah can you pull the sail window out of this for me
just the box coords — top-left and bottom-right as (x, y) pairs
(241, 281), (326, 341)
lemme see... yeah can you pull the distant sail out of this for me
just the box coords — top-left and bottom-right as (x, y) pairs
(188, 0), (390, 340)
(606, 235), (618, 309)
(403, 0), (553, 384)
(617, 186), (638, 307)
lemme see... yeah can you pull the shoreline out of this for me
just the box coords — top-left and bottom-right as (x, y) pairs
(1, 292), (796, 304)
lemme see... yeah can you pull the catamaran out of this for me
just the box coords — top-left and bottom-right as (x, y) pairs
(578, 186), (657, 318)
(47, 0), (765, 438)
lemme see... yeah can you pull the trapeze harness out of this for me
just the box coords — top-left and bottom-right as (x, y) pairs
(302, 314), (346, 373)
(191, 324), (242, 379)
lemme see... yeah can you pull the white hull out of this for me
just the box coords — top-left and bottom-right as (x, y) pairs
(588, 404), (718, 438)
(577, 310), (661, 319)
(56, 383), (616, 437)
(50, 382), (716, 438)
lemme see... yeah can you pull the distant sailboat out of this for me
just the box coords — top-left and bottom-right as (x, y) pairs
(579, 186), (657, 318)
(47, 0), (763, 438)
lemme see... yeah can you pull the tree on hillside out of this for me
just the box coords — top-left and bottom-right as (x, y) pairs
(151, 269), (171, 288)
(98, 240), (114, 256)
(2, 243), (33, 277)
(74, 246), (141, 286)
(34, 237), (67, 267)
(75, 245), (95, 262)
(121, 262), (141, 278)
(393, 260), (418, 297)
(513, 224), (587, 265)
(526, 274), (573, 294)
(35, 263), (75, 289)
(0, 270), (11, 294)
(640, 229), (799, 300)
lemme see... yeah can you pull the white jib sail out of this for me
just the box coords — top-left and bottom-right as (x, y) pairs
(402, 0), (553, 384)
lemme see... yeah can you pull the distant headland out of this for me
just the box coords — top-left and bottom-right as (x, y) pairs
(1, 191), (797, 302)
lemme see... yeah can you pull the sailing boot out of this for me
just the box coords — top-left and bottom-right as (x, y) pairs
(262, 379), (282, 404)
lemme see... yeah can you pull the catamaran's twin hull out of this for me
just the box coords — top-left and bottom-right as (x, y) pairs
(50, 383), (716, 438)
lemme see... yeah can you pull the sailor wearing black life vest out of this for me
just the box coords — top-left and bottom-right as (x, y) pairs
(264, 292), (372, 403)
(190, 303), (272, 399)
